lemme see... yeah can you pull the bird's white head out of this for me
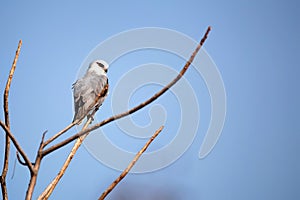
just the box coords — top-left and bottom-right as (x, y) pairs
(88, 60), (109, 75)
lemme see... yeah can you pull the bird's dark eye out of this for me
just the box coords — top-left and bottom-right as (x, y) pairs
(96, 62), (104, 68)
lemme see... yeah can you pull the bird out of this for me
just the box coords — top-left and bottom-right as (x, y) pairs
(72, 60), (109, 124)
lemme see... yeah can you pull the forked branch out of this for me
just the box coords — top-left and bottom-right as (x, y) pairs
(1, 40), (22, 200)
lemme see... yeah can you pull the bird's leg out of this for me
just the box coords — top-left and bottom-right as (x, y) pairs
(87, 104), (101, 123)
(95, 104), (100, 112)
(87, 114), (94, 123)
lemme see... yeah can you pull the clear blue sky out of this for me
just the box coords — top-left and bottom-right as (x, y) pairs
(0, 1), (299, 199)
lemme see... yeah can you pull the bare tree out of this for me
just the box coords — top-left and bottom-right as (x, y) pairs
(0, 27), (211, 200)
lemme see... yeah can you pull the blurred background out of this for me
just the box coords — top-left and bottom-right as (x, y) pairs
(0, 1), (299, 199)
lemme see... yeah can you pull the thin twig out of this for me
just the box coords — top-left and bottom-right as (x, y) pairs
(16, 151), (27, 166)
(0, 121), (34, 173)
(42, 26), (212, 157)
(43, 122), (76, 147)
(1, 40), (22, 200)
(99, 126), (164, 200)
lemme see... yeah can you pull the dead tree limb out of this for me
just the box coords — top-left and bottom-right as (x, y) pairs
(99, 125), (164, 200)
(1, 39), (22, 200)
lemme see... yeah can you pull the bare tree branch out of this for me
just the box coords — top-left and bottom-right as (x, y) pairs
(38, 114), (95, 200)
(0, 39), (22, 200)
(2, 40), (22, 128)
(0, 121), (34, 173)
(43, 122), (76, 147)
(42, 26), (212, 157)
(99, 125), (164, 200)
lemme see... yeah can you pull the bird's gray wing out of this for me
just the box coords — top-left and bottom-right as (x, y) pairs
(72, 73), (108, 123)
(88, 73), (109, 108)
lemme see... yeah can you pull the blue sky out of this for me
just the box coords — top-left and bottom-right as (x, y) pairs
(0, 1), (299, 199)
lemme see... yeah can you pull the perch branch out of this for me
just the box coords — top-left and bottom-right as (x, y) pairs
(42, 26), (211, 156)
(1, 40), (22, 200)
(99, 125), (164, 200)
